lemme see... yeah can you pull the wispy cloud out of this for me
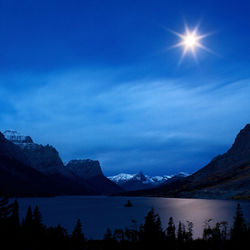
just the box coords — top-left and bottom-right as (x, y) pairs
(0, 68), (250, 175)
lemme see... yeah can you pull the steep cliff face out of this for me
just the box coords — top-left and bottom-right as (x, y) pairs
(66, 159), (103, 179)
(191, 124), (250, 186)
(3, 130), (65, 174)
(229, 124), (250, 153)
(178, 124), (250, 199)
(1, 130), (122, 196)
(179, 124), (250, 199)
(66, 159), (123, 194)
(0, 132), (94, 196)
(0, 132), (27, 163)
(22, 144), (65, 174)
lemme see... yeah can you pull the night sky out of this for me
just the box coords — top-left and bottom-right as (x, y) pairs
(1, 0), (250, 176)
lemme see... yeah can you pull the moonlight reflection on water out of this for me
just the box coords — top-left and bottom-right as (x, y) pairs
(16, 196), (250, 239)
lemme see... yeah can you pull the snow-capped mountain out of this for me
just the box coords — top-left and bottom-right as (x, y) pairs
(3, 130), (34, 147)
(108, 172), (189, 191)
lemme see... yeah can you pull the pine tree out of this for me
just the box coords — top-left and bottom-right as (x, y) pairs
(104, 228), (113, 240)
(9, 200), (20, 233)
(231, 203), (247, 241)
(166, 217), (176, 241)
(141, 209), (164, 242)
(47, 225), (69, 250)
(33, 205), (42, 228)
(220, 221), (228, 241)
(0, 196), (12, 221)
(185, 221), (193, 241)
(113, 228), (124, 241)
(177, 222), (185, 242)
(23, 205), (33, 233)
(32, 205), (45, 242)
(203, 219), (213, 241)
(0, 197), (16, 249)
(72, 219), (85, 249)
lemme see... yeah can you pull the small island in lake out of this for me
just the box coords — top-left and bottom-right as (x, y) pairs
(124, 200), (133, 207)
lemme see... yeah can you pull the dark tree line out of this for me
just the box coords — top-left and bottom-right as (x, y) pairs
(0, 197), (249, 250)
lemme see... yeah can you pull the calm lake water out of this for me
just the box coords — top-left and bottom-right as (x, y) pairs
(15, 196), (250, 239)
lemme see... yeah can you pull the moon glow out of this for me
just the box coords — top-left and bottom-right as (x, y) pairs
(169, 24), (211, 63)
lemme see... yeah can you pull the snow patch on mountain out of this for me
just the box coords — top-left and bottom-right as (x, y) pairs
(108, 173), (135, 183)
(4, 130), (33, 144)
(3, 130), (40, 150)
(108, 172), (190, 191)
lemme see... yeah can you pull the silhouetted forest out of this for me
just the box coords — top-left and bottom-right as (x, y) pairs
(0, 196), (249, 250)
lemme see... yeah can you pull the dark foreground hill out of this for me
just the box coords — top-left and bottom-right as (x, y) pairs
(121, 124), (250, 199)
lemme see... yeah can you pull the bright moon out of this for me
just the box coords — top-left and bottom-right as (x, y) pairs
(169, 24), (212, 63)
(179, 29), (203, 53)
(183, 34), (198, 48)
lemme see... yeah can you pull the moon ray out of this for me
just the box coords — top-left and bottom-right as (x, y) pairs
(196, 43), (217, 56)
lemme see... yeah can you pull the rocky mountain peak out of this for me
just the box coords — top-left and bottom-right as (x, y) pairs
(0, 130), (122, 195)
(3, 130), (33, 144)
(0, 131), (27, 163)
(108, 172), (188, 191)
(133, 172), (147, 181)
(3, 129), (64, 174)
(228, 124), (250, 153)
(66, 159), (103, 179)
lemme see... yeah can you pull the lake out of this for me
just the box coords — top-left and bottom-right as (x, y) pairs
(15, 196), (250, 239)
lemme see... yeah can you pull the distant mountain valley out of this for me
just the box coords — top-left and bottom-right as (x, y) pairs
(122, 124), (250, 200)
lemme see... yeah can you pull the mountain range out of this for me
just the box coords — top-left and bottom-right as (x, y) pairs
(121, 124), (250, 200)
(108, 172), (189, 191)
(0, 130), (122, 196)
(1, 124), (250, 199)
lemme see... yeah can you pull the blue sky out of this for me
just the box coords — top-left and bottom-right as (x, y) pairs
(1, 0), (250, 175)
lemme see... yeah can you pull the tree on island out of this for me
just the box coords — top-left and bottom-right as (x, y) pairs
(124, 200), (133, 207)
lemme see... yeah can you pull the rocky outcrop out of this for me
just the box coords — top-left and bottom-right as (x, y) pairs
(229, 124), (250, 153)
(192, 124), (250, 184)
(66, 159), (103, 179)
(0, 132), (27, 163)
(3, 130), (67, 174)
(22, 144), (65, 174)
(3, 130), (33, 144)
(0, 132), (96, 196)
(66, 159), (123, 194)
(181, 124), (250, 199)
(1, 130), (122, 196)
